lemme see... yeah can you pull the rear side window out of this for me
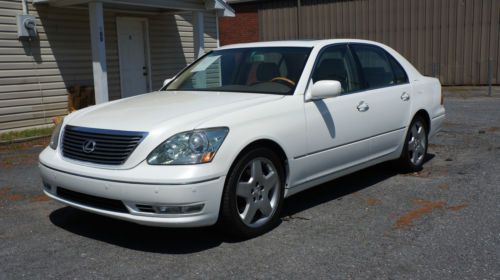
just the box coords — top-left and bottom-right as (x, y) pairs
(351, 44), (406, 89)
(388, 55), (409, 84)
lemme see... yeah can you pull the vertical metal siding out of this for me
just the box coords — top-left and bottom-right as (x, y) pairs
(259, 0), (298, 40)
(258, 0), (500, 85)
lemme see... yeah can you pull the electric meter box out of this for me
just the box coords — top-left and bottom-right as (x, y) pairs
(17, 14), (37, 40)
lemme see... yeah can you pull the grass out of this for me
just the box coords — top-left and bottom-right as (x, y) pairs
(0, 126), (54, 142)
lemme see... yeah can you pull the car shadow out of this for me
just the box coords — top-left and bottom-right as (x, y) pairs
(283, 154), (435, 217)
(49, 207), (226, 254)
(49, 154), (434, 254)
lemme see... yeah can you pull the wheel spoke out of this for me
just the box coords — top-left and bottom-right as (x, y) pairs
(417, 143), (425, 155)
(411, 150), (419, 164)
(417, 125), (425, 138)
(251, 160), (263, 182)
(236, 181), (252, 199)
(242, 203), (258, 224)
(259, 199), (273, 217)
(263, 170), (278, 190)
(408, 138), (416, 151)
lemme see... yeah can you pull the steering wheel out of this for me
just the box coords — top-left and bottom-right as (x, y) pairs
(271, 77), (296, 87)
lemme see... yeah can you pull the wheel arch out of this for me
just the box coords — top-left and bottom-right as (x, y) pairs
(227, 138), (290, 188)
(217, 138), (291, 225)
(413, 109), (431, 132)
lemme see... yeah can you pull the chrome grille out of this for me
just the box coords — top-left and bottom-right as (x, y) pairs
(62, 125), (147, 165)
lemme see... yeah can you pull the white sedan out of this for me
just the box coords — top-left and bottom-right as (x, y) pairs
(39, 39), (445, 237)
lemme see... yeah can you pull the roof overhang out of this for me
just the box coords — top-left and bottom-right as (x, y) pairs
(33, 0), (234, 16)
(205, 0), (234, 16)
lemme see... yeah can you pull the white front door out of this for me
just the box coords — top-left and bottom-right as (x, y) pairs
(117, 17), (150, 98)
(301, 44), (373, 180)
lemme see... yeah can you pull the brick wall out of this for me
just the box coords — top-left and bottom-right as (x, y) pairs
(219, 3), (259, 46)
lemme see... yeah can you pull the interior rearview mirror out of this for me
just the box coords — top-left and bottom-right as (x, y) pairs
(309, 80), (342, 100)
(163, 78), (173, 87)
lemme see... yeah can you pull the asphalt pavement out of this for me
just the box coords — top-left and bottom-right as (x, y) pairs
(1, 92), (499, 279)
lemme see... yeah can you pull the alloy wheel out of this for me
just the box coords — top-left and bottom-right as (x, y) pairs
(407, 120), (427, 166)
(235, 157), (280, 228)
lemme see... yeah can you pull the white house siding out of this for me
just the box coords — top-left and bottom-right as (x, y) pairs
(149, 12), (219, 92)
(0, 0), (219, 132)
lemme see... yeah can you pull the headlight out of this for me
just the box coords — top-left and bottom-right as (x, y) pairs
(147, 127), (229, 165)
(49, 122), (63, 150)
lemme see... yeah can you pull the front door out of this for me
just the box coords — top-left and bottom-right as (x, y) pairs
(117, 17), (150, 98)
(302, 44), (373, 181)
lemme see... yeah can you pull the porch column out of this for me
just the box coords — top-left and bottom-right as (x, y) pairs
(89, 1), (109, 104)
(192, 11), (205, 59)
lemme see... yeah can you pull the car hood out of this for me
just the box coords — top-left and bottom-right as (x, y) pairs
(67, 91), (283, 132)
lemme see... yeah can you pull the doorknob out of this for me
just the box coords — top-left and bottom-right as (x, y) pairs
(401, 92), (410, 101)
(356, 101), (369, 112)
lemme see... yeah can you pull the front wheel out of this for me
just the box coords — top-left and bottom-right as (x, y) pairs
(219, 147), (285, 238)
(399, 116), (428, 172)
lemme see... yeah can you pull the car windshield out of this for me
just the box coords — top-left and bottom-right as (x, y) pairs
(165, 47), (312, 95)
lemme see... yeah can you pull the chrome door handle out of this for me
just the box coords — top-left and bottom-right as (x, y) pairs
(401, 92), (410, 101)
(356, 101), (369, 112)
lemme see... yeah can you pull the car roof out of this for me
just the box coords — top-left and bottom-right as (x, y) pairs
(216, 39), (385, 50)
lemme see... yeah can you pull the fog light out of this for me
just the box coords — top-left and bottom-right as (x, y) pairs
(153, 204), (204, 214)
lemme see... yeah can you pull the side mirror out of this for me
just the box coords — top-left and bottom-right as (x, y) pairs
(309, 80), (342, 100)
(163, 78), (173, 87)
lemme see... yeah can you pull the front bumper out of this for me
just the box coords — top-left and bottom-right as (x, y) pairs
(39, 158), (226, 227)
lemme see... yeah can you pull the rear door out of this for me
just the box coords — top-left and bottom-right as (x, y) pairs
(349, 44), (412, 157)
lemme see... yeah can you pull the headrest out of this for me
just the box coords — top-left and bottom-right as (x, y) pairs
(256, 62), (279, 81)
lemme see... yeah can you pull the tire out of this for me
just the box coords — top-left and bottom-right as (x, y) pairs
(399, 115), (429, 172)
(219, 147), (285, 238)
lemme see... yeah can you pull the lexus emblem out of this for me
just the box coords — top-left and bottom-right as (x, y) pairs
(82, 140), (97, 154)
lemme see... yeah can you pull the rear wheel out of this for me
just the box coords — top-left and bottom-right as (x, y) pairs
(220, 147), (284, 238)
(399, 116), (428, 172)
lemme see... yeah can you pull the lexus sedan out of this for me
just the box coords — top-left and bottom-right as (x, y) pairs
(39, 39), (445, 237)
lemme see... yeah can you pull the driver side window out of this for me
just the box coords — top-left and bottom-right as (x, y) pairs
(244, 52), (285, 85)
(312, 44), (362, 94)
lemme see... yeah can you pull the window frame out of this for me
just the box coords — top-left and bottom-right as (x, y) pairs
(387, 52), (409, 85)
(348, 43), (410, 91)
(163, 47), (313, 95)
(307, 43), (365, 96)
